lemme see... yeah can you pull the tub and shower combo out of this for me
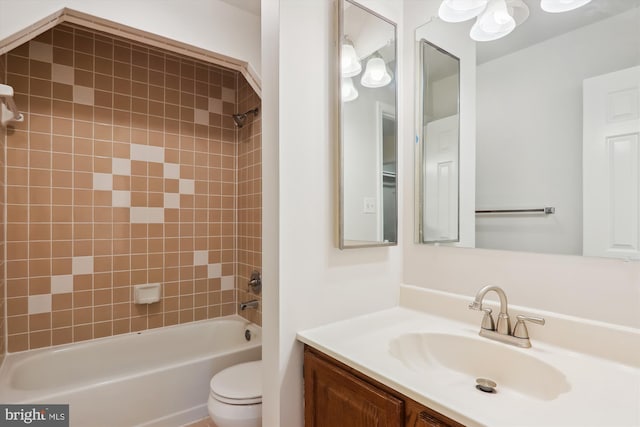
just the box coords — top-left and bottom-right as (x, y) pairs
(0, 317), (261, 426)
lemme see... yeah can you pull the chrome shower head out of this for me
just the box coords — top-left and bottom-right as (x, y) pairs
(232, 107), (259, 128)
(232, 113), (247, 128)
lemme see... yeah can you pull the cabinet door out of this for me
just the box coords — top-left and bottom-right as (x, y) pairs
(304, 349), (403, 427)
(405, 399), (465, 427)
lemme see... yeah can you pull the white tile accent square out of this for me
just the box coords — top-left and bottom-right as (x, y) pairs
(221, 276), (234, 291)
(222, 87), (235, 103)
(112, 190), (131, 208)
(73, 86), (94, 105)
(208, 98), (222, 114)
(131, 207), (164, 223)
(194, 109), (209, 125)
(179, 179), (195, 194)
(207, 263), (222, 279)
(112, 158), (131, 176)
(28, 294), (52, 314)
(51, 275), (74, 294)
(164, 193), (179, 209)
(29, 41), (53, 63)
(163, 162), (180, 179)
(72, 256), (94, 275)
(130, 143), (164, 163)
(52, 64), (74, 85)
(93, 173), (113, 191)
(194, 250), (208, 266)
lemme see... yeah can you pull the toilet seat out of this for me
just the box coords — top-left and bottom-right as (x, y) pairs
(210, 361), (262, 406)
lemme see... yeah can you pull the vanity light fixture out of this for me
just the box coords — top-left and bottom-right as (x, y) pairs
(341, 37), (362, 77)
(438, 0), (590, 42)
(470, 0), (528, 42)
(540, 0), (592, 13)
(438, 0), (488, 22)
(360, 55), (392, 88)
(342, 77), (359, 102)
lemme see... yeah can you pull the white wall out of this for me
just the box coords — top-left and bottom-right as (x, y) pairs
(403, 3), (640, 329)
(262, 1), (403, 426)
(0, 0), (261, 76)
(476, 9), (640, 255)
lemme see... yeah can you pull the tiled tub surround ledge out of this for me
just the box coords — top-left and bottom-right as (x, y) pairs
(297, 285), (640, 427)
(0, 316), (261, 427)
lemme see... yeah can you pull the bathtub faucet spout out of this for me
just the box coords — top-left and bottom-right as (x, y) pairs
(240, 300), (259, 311)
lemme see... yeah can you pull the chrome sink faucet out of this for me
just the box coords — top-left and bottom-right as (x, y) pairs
(469, 285), (545, 348)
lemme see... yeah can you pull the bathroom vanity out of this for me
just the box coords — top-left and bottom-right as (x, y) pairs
(298, 285), (640, 427)
(304, 345), (462, 427)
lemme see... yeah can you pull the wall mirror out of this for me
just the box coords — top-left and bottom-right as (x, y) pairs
(338, 0), (398, 249)
(416, 1), (640, 260)
(416, 40), (460, 244)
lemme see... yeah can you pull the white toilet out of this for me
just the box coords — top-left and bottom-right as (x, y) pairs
(207, 360), (262, 427)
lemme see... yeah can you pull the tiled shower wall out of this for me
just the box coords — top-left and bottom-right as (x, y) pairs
(236, 77), (262, 325)
(0, 54), (6, 362)
(2, 24), (261, 352)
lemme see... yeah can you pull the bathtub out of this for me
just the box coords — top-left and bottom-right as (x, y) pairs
(0, 316), (261, 427)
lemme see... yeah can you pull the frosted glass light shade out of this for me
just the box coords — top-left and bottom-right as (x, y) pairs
(341, 44), (362, 77)
(342, 77), (358, 102)
(540, 0), (592, 13)
(470, 0), (529, 42)
(360, 57), (392, 88)
(438, 0), (488, 22)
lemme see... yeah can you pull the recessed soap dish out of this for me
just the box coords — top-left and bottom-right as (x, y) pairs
(134, 283), (161, 304)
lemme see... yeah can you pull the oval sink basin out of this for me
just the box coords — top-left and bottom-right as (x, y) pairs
(389, 332), (571, 401)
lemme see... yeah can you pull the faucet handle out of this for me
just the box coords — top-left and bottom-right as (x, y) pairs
(248, 270), (261, 294)
(480, 308), (495, 331)
(513, 315), (545, 339)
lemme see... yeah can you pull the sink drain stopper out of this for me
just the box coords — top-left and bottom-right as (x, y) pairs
(475, 378), (497, 393)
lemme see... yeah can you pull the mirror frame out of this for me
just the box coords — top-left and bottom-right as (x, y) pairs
(414, 39), (461, 245)
(338, 0), (399, 249)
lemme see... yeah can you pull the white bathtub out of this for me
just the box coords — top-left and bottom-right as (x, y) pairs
(0, 316), (261, 427)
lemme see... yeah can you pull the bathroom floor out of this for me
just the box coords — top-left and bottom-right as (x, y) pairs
(183, 417), (216, 427)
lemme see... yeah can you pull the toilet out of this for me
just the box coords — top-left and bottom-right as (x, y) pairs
(207, 360), (262, 427)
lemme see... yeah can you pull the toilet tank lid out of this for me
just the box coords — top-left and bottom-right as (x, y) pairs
(210, 360), (262, 400)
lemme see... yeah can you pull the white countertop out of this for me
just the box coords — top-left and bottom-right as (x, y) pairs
(297, 285), (640, 427)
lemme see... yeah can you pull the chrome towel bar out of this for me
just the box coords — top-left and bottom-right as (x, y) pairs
(475, 207), (555, 215)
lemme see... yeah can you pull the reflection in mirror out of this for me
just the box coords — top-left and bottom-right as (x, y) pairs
(415, 1), (640, 259)
(417, 41), (460, 243)
(339, 0), (398, 248)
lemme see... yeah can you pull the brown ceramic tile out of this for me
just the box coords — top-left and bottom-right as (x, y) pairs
(8, 334), (29, 352)
(73, 324), (93, 342)
(52, 327), (73, 346)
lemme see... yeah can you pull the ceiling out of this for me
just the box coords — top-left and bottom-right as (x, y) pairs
(218, 0), (260, 16)
(476, 0), (640, 63)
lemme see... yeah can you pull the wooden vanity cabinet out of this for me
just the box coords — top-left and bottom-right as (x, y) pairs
(304, 346), (465, 427)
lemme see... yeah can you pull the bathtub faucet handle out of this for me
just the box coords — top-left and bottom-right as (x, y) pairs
(248, 270), (261, 294)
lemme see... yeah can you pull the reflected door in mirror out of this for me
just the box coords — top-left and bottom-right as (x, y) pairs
(416, 40), (460, 244)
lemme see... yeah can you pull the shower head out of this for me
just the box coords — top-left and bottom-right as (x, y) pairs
(232, 107), (259, 128)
